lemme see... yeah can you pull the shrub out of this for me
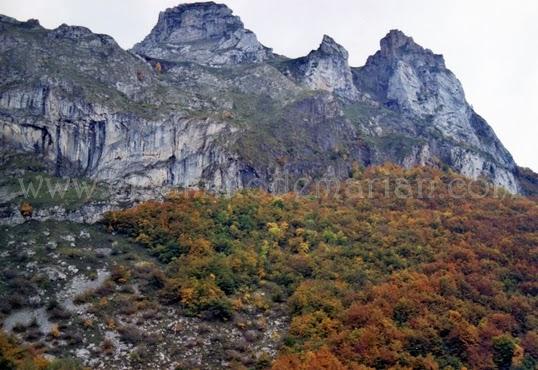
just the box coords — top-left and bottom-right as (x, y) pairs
(19, 201), (33, 218)
(118, 325), (144, 345)
(201, 299), (233, 321)
(111, 265), (130, 284)
(46, 358), (84, 369)
(102, 167), (538, 367)
(100, 338), (114, 355)
(48, 306), (71, 320)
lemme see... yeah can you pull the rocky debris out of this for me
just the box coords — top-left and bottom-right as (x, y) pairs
(3, 307), (53, 335)
(61, 234), (75, 242)
(0, 221), (289, 369)
(0, 203), (116, 225)
(132, 2), (273, 66)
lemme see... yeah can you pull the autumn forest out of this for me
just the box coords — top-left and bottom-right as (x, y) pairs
(90, 165), (538, 369)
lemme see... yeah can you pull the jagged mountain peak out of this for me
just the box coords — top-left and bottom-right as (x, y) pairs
(51, 24), (99, 41)
(279, 34), (358, 99)
(354, 29), (451, 101)
(150, 2), (237, 40)
(352, 29), (518, 192)
(47, 23), (120, 49)
(317, 34), (349, 59)
(0, 15), (41, 30)
(375, 29), (445, 67)
(132, 1), (272, 66)
(54, 23), (93, 37)
(380, 29), (416, 51)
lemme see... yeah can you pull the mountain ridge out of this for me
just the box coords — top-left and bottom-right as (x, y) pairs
(0, 1), (535, 199)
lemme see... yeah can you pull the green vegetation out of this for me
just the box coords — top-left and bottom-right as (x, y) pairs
(364, 133), (426, 160)
(0, 331), (83, 369)
(0, 153), (109, 211)
(517, 166), (538, 197)
(104, 164), (538, 369)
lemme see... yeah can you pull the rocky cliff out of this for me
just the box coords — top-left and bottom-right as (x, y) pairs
(353, 30), (518, 190)
(0, 2), (533, 197)
(280, 35), (359, 100)
(132, 2), (273, 66)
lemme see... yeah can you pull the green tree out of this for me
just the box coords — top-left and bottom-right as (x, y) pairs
(492, 335), (516, 370)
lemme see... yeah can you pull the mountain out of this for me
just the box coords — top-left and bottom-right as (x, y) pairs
(132, 2), (273, 65)
(0, 4), (537, 369)
(0, 2), (535, 199)
(352, 30), (518, 188)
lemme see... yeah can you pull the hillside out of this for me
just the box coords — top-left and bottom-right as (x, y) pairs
(3, 165), (534, 368)
(102, 165), (538, 369)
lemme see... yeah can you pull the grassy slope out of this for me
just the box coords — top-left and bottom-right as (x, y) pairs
(0, 153), (109, 212)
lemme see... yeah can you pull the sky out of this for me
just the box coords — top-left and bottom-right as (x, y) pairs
(1, 0), (537, 171)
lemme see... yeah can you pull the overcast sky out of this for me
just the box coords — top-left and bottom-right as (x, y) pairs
(1, 0), (537, 171)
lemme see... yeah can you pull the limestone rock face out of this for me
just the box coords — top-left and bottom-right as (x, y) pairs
(0, 14), (247, 192)
(282, 35), (358, 100)
(0, 4), (533, 197)
(132, 2), (272, 66)
(353, 30), (519, 192)
(355, 30), (475, 144)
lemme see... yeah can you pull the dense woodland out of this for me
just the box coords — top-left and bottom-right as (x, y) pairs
(100, 165), (538, 369)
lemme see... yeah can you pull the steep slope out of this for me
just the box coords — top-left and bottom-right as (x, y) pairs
(0, 2), (534, 200)
(102, 166), (538, 369)
(516, 166), (538, 197)
(353, 30), (519, 192)
(0, 14), (244, 192)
